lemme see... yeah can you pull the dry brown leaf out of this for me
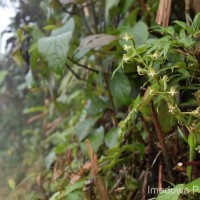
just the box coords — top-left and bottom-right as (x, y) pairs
(78, 34), (118, 50)
(27, 113), (46, 124)
(82, 162), (92, 171)
(59, 0), (77, 4)
(70, 174), (81, 184)
(85, 139), (109, 200)
(36, 175), (41, 186)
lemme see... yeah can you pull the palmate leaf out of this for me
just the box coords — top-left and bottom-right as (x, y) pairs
(38, 18), (74, 74)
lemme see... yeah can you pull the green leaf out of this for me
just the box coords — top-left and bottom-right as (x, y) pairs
(25, 69), (35, 89)
(26, 24), (44, 41)
(51, 18), (74, 36)
(105, 0), (120, 17)
(12, 48), (24, 67)
(156, 184), (184, 200)
(45, 151), (56, 169)
(38, 19), (74, 74)
(80, 126), (104, 154)
(88, 126), (104, 152)
(131, 21), (149, 47)
(49, 181), (84, 200)
(192, 13), (200, 31)
(30, 48), (40, 71)
(174, 20), (192, 33)
(23, 106), (46, 114)
(0, 70), (8, 86)
(164, 26), (175, 36)
(66, 192), (83, 200)
(75, 118), (95, 142)
(121, 0), (135, 13)
(110, 72), (131, 106)
(184, 178), (200, 193)
(86, 96), (107, 115)
(42, 24), (56, 31)
(157, 100), (177, 133)
(38, 31), (72, 74)
(105, 127), (119, 148)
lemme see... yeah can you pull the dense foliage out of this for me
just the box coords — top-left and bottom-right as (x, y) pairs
(1, 0), (200, 200)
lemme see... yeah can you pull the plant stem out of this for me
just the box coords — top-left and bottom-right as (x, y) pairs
(68, 57), (99, 73)
(185, 0), (191, 26)
(150, 100), (173, 179)
(65, 63), (86, 81)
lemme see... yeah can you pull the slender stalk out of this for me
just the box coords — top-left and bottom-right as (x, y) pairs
(141, 171), (149, 200)
(150, 100), (173, 179)
(65, 63), (86, 81)
(80, 5), (93, 34)
(185, 0), (191, 26)
(68, 57), (99, 73)
(158, 159), (164, 192)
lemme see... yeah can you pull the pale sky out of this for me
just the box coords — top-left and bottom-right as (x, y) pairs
(0, 0), (16, 54)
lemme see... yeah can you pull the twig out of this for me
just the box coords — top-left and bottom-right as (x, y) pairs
(158, 159), (164, 192)
(142, 171), (150, 200)
(58, 0), (98, 15)
(103, 73), (118, 126)
(68, 57), (99, 73)
(110, 175), (123, 194)
(80, 4), (93, 34)
(133, 171), (146, 200)
(65, 63), (86, 81)
(151, 151), (162, 169)
(86, 139), (109, 200)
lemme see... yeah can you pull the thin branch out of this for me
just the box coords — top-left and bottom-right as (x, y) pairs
(65, 63), (86, 81)
(141, 171), (150, 200)
(158, 159), (164, 192)
(103, 73), (118, 126)
(68, 56), (99, 73)
(58, 0), (98, 16)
